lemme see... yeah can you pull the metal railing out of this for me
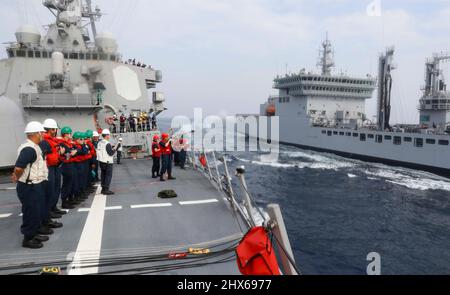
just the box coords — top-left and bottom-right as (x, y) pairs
(188, 148), (299, 275)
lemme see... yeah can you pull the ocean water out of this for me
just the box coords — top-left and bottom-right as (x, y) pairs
(161, 119), (450, 275)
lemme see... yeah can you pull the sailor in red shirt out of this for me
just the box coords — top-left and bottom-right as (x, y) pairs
(159, 133), (176, 182)
(151, 135), (161, 178)
(40, 119), (64, 231)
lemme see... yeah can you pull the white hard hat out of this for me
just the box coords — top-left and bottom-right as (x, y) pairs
(42, 118), (59, 129)
(119, 138), (123, 141)
(25, 121), (46, 134)
(92, 131), (99, 137)
(102, 129), (111, 136)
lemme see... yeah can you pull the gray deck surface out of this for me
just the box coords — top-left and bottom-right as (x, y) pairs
(0, 159), (245, 275)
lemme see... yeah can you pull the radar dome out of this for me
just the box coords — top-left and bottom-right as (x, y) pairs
(95, 32), (118, 54)
(15, 25), (41, 45)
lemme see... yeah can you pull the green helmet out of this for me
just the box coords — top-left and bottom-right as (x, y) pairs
(73, 132), (82, 140)
(86, 130), (94, 138)
(61, 126), (72, 135)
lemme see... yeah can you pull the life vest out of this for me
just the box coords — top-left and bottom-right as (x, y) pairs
(60, 139), (75, 164)
(42, 133), (60, 167)
(160, 141), (172, 155)
(17, 140), (48, 185)
(236, 227), (281, 276)
(199, 154), (207, 168)
(86, 139), (96, 158)
(97, 139), (114, 164)
(152, 142), (161, 158)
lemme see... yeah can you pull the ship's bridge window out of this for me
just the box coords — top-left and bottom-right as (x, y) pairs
(16, 50), (26, 57)
(7, 49), (14, 58)
(79, 53), (85, 59)
(394, 136), (402, 145)
(414, 138), (424, 148)
(376, 135), (383, 143)
(353, 133), (359, 137)
(63, 52), (68, 59)
(100, 53), (108, 60)
(327, 131), (332, 136)
(360, 134), (366, 141)
(69, 53), (78, 59)
(333, 131), (338, 135)
(322, 130), (327, 135)
(368, 134), (374, 139)
(404, 137), (412, 142)
(42, 51), (48, 58)
(86, 53), (91, 59)
(92, 53), (98, 60)
(426, 139), (436, 145)
(339, 132), (345, 136)
(110, 55), (116, 61)
(27, 51), (33, 58)
(346, 132), (352, 136)
(384, 135), (392, 140)
(438, 140), (449, 146)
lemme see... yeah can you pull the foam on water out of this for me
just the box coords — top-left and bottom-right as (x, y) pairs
(364, 169), (450, 192)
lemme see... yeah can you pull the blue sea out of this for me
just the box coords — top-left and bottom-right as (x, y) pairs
(162, 119), (450, 275)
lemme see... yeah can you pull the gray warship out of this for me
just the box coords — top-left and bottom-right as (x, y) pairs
(258, 36), (450, 177)
(0, 0), (297, 275)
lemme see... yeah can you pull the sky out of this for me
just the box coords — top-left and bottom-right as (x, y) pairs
(1, 0), (450, 123)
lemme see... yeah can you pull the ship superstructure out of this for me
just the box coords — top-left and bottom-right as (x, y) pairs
(260, 37), (450, 177)
(0, 0), (164, 168)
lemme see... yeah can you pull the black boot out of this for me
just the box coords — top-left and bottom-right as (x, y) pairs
(45, 220), (63, 229)
(34, 235), (49, 242)
(168, 175), (176, 180)
(22, 237), (43, 249)
(49, 212), (62, 219)
(62, 200), (75, 210)
(38, 226), (54, 235)
(52, 207), (67, 215)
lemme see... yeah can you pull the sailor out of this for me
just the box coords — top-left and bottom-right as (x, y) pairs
(11, 122), (49, 249)
(85, 130), (97, 188)
(59, 127), (77, 209)
(82, 132), (94, 194)
(159, 133), (176, 182)
(151, 112), (157, 130)
(178, 135), (189, 170)
(151, 135), (161, 178)
(40, 119), (66, 224)
(91, 131), (100, 182)
(119, 114), (127, 133)
(97, 129), (117, 195)
(128, 114), (136, 133)
(117, 138), (123, 165)
(72, 132), (89, 202)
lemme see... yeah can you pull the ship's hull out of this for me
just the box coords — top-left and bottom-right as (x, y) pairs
(279, 121), (450, 178)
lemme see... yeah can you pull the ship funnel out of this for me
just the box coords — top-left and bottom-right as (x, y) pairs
(15, 25), (41, 45)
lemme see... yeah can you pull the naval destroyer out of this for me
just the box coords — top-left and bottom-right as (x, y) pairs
(0, 0), (298, 275)
(259, 37), (450, 177)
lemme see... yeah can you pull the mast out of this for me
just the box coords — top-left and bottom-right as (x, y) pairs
(377, 47), (395, 131)
(84, 0), (98, 38)
(318, 33), (335, 76)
